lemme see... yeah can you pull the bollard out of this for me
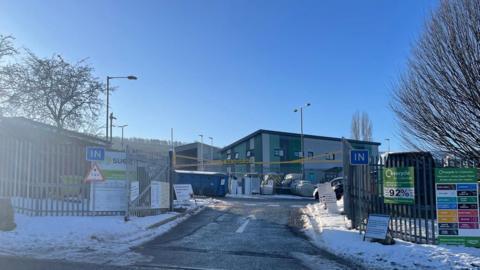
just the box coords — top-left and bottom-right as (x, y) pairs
(0, 198), (16, 231)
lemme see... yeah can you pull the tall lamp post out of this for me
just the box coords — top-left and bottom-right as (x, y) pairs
(385, 138), (391, 152)
(115, 124), (128, 148)
(208, 136), (214, 162)
(294, 103), (311, 179)
(199, 134), (204, 171)
(106, 75), (137, 141)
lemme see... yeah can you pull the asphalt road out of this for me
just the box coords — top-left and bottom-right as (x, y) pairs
(134, 196), (351, 270)
(0, 196), (353, 270)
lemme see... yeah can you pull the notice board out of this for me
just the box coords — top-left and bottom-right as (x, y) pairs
(383, 167), (415, 204)
(90, 151), (128, 211)
(436, 168), (480, 247)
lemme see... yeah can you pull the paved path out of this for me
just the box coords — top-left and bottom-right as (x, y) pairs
(134, 197), (351, 269)
(0, 196), (354, 269)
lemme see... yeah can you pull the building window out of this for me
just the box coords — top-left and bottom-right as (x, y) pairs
(325, 153), (335, 160)
(274, 149), (284, 157)
(308, 151), (314, 158)
(294, 151), (302, 158)
(226, 154), (231, 160)
(246, 150), (254, 157)
(234, 152), (239, 159)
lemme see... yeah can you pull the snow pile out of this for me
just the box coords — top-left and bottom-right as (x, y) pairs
(302, 202), (480, 270)
(0, 200), (210, 265)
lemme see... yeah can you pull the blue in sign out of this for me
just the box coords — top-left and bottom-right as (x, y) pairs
(350, 150), (369, 165)
(86, 147), (105, 161)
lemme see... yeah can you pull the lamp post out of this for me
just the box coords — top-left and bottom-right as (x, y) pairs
(199, 134), (204, 171)
(385, 138), (391, 152)
(115, 124), (128, 148)
(294, 103), (311, 179)
(109, 112), (116, 142)
(106, 75), (137, 140)
(208, 136), (213, 162)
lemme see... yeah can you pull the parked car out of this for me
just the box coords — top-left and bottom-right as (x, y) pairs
(291, 180), (316, 197)
(313, 177), (344, 200)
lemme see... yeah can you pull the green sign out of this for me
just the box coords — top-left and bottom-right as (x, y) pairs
(383, 167), (415, 204)
(435, 168), (480, 248)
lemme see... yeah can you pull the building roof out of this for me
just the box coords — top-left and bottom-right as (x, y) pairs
(222, 129), (380, 151)
(175, 142), (221, 152)
(0, 117), (109, 146)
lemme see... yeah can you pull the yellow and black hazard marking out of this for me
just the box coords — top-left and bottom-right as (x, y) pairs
(173, 151), (342, 169)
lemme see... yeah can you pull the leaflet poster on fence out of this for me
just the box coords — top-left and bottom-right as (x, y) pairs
(435, 168), (480, 247)
(90, 151), (128, 211)
(383, 167), (415, 204)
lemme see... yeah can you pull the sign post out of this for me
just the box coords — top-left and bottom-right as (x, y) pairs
(383, 167), (415, 204)
(436, 168), (480, 247)
(350, 150), (369, 165)
(86, 147), (105, 161)
(84, 163), (105, 182)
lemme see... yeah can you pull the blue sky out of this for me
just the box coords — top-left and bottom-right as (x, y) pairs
(0, 0), (438, 150)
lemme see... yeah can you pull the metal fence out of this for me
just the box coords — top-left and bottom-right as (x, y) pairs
(0, 135), (172, 217)
(0, 137), (95, 216)
(343, 140), (440, 244)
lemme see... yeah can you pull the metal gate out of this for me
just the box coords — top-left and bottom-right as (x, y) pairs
(125, 146), (171, 217)
(342, 139), (438, 244)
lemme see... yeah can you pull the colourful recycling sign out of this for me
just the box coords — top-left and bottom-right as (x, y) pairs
(435, 168), (480, 247)
(383, 167), (415, 204)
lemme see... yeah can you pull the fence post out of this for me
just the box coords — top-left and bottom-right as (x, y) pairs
(169, 150), (174, 212)
(125, 145), (131, 221)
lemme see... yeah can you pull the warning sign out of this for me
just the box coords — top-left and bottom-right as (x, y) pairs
(84, 163), (105, 182)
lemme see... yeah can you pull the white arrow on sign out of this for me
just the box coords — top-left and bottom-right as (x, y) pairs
(84, 163), (105, 182)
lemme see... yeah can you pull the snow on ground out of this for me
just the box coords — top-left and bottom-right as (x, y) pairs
(0, 199), (212, 266)
(302, 201), (480, 270)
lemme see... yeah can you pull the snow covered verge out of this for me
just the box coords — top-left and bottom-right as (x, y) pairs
(301, 201), (480, 270)
(0, 198), (214, 266)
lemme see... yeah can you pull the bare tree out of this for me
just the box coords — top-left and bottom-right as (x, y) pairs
(361, 112), (372, 142)
(0, 35), (16, 61)
(391, 0), (480, 158)
(351, 112), (361, 140)
(351, 111), (372, 141)
(0, 51), (105, 130)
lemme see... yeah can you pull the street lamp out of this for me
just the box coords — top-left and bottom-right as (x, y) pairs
(115, 124), (128, 148)
(208, 136), (214, 161)
(106, 75), (137, 141)
(109, 112), (117, 142)
(199, 134), (204, 171)
(385, 138), (391, 152)
(294, 102), (311, 179)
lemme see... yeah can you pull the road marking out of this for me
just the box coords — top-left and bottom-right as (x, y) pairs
(267, 204), (280, 207)
(236, 214), (255, 233)
(290, 205), (304, 208)
(244, 203), (257, 206)
(236, 219), (250, 233)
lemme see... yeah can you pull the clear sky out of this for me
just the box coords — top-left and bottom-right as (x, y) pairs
(0, 0), (438, 150)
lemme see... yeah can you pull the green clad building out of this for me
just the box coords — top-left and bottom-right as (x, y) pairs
(221, 129), (380, 183)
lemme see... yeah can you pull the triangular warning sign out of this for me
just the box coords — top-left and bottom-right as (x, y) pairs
(84, 163), (105, 182)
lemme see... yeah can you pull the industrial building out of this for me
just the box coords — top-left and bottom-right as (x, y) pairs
(221, 129), (380, 183)
(175, 142), (223, 171)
